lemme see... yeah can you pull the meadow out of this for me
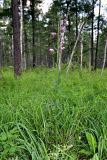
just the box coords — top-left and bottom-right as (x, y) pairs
(0, 68), (107, 160)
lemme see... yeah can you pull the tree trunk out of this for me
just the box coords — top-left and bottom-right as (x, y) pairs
(57, 20), (61, 73)
(67, 15), (71, 58)
(12, 0), (21, 76)
(0, 38), (2, 79)
(75, 0), (78, 38)
(24, 30), (29, 68)
(101, 39), (107, 75)
(31, 0), (36, 67)
(89, 32), (91, 71)
(66, 22), (85, 74)
(20, 0), (23, 65)
(94, 0), (101, 70)
(80, 32), (83, 70)
(0, 37), (3, 68)
(91, 0), (94, 70)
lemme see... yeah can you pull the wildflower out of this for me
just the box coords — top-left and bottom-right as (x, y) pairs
(51, 32), (57, 38)
(61, 25), (66, 32)
(61, 47), (65, 51)
(49, 48), (54, 53)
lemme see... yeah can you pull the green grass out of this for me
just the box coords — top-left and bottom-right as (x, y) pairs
(0, 68), (107, 159)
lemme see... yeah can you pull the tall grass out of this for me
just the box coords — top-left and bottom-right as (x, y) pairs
(0, 68), (107, 159)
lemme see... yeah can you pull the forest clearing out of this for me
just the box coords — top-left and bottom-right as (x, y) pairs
(0, 0), (107, 159)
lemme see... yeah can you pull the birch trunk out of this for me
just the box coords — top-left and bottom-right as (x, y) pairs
(66, 22), (85, 74)
(101, 39), (107, 75)
(95, 0), (101, 70)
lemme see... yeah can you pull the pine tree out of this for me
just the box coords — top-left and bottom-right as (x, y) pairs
(12, 0), (21, 76)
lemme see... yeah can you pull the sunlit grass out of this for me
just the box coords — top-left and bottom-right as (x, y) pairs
(0, 68), (107, 159)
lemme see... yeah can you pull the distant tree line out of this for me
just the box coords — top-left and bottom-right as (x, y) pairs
(0, 0), (107, 76)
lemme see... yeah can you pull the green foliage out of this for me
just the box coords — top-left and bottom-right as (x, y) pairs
(0, 127), (22, 159)
(79, 132), (97, 159)
(86, 132), (97, 154)
(0, 68), (107, 159)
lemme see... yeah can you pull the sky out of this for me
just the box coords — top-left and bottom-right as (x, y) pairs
(95, 0), (107, 17)
(42, 0), (107, 16)
(0, 0), (3, 7)
(41, 0), (53, 14)
(0, 0), (107, 16)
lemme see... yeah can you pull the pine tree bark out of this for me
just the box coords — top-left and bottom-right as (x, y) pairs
(12, 0), (22, 76)
(20, 0), (26, 70)
(31, 0), (36, 67)
(91, 0), (94, 70)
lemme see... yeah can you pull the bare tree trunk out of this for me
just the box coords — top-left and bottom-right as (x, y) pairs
(2, 41), (4, 66)
(66, 22), (85, 74)
(101, 39), (107, 75)
(20, 0), (27, 70)
(94, 0), (101, 70)
(57, 20), (60, 65)
(24, 30), (29, 68)
(11, 35), (14, 64)
(0, 38), (2, 79)
(20, 0), (23, 69)
(91, 0), (94, 70)
(0, 37), (3, 68)
(58, 20), (61, 73)
(12, 0), (21, 76)
(89, 32), (91, 71)
(80, 32), (83, 70)
(31, 0), (36, 67)
(75, 0), (78, 38)
(67, 15), (71, 57)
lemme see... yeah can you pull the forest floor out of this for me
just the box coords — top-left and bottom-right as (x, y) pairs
(0, 68), (107, 160)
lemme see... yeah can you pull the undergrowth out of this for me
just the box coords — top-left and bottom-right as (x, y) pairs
(0, 68), (107, 159)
